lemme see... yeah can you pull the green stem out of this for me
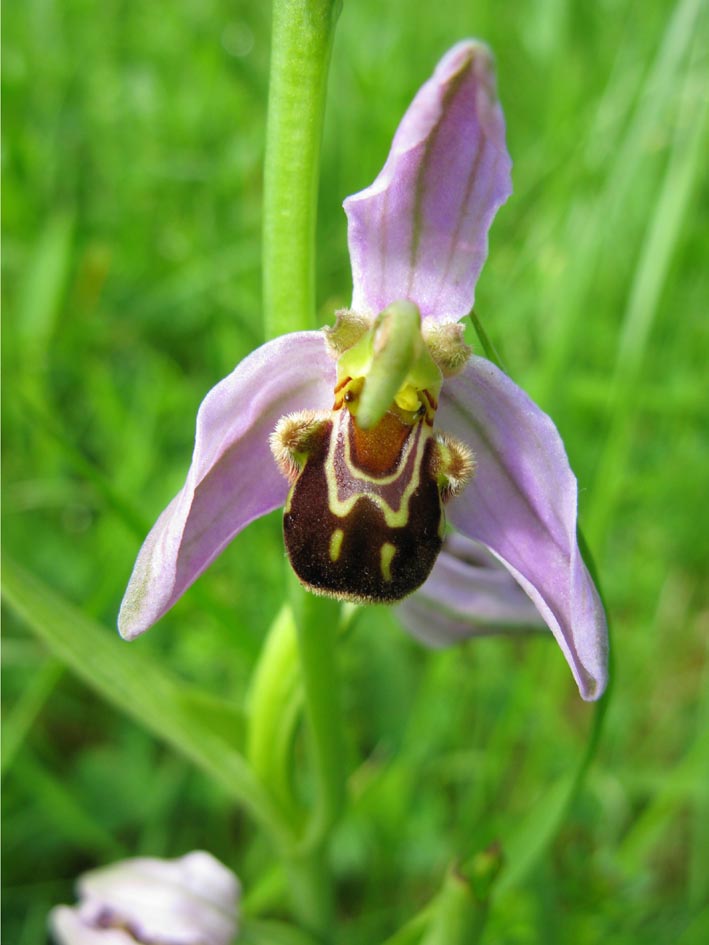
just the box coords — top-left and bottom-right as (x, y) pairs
(263, 0), (342, 338)
(494, 530), (613, 895)
(467, 313), (615, 898)
(471, 310), (614, 811)
(381, 847), (502, 945)
(288, 582), (346, 937)
(291, 583), (347, 849)
(261, 0), (345, 931)
(572, 528), (614, 786)
(283, 844), (334, 941)
(470, 309), (506, 372)
(246, 605), (304, 828)
(419, 872), (489, 945)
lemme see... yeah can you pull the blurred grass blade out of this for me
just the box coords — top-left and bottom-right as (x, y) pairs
(536, 0), (702, 404)
(496, 676), (611, 895)
(15, 211), (74, 367)
(491, 531), (611, 895)
(13, 753), (125, 860)
(616, 736), (706, 873)
(20, 395), (155, 537)
(495, 773), (574, 895)
(239, 918), (324, 945)
(1, 659), (63, 778)
(1, 555), (291, 845)
(420, 856), (498, 945)
(380, 911), (431, 945)
(689, 641), (709, 911)
(586, 40), (708, 547)
(20, 396), (261, 661)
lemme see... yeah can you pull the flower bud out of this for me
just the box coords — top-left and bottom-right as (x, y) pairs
(49, 851), (240, 945)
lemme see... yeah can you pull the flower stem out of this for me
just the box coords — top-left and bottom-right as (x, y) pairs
(470, 309), (506, 371)
(284, 583), (345, 939)
(419, 870), (489, 945)
(246, 605), (303, 828)
(261, 0), (345, 932)
(291, 585), (346, 849)
(283, 843), (334, 939)
(263, 0), (342, 338)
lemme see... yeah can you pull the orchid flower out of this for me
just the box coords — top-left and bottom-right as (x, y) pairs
(49, 851), (240, 945)
(118, 41), (608, 700)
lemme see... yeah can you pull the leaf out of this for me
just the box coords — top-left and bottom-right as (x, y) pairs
(1, 658), (63, 778)
(12, 753), (125, 860)
(239, 917), (323, 945)
(1, 555), (291, 846)
(494, 773), (575, 894)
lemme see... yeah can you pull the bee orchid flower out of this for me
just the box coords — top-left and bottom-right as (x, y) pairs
(118, 41), (608, 701)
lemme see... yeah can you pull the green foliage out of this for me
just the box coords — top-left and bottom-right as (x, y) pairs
(3, 0), (707, 942)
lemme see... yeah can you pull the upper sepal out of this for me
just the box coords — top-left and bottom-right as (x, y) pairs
(344, 40), (512, 324)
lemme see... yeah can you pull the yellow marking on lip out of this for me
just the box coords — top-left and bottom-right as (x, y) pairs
(380, 542), (396, 582)
(324, 409), (432, 528)
(329, 528), (344, 562)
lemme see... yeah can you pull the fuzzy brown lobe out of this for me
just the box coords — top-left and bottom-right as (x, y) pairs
(283, 411), (444, 603)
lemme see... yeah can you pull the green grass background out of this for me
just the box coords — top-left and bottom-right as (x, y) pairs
(3, 0), (708, 941)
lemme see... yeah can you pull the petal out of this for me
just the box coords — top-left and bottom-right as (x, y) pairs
(344, 40), (512, 324)
(438, 358), (609, 700)
(77, 852), (240, 945)
(49, 906), (136, 945)
(119, 332), (335, 639)
(397, 533), (546, 647)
